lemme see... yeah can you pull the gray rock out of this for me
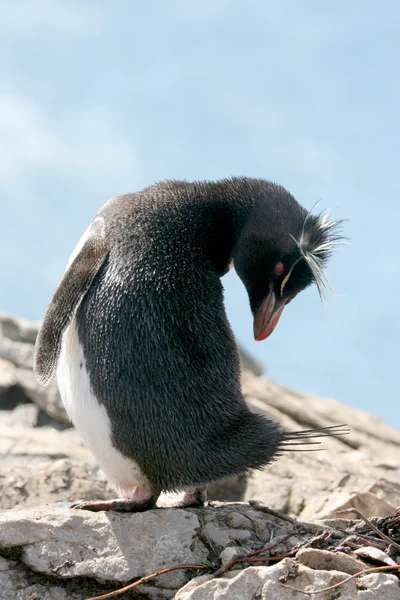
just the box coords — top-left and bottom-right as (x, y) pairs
(0, 403), (39, 428)
(328, 491), (398, 519)
(241, 370), (400, 519)
(0, 316), (68, 424)
(0, 506), (208, 589)
(0, 422), (93, 468)
(177, 559), (400, 600)
(0, 313), (40, 344)
(0, 502), (399, 600)
(0, 334), (35, 369)
(0, 357), (17, 391)
(176, 559), (368, 600)
(0, 358), (28, 410)
(297, 547), (366, 574)
(358, 573), (400, 600)
(219, 546), (247, 566)
(14, 367), (69, 424)
(354, 545), (398, 566)
(0, 556), (81, 600)
(0, 555), (132, 600)
(0, 459), (113, 510)
(204, 522), (251, 548)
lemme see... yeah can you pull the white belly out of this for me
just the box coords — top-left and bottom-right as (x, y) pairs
(57, 320), (148, 494)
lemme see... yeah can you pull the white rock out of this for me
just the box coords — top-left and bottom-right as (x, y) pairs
(355, 545), (398, 566)
(177, 558), (400, 600)
(358, 573), (400, 599)
(219, 546), (247, 566)
(0, 506), (208, 588)
(0, 358), (17, 392)
(297, 547), (367, 574)
(176, 559), (362, 600)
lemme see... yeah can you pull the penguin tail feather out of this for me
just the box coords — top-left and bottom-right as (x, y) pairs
(277, 424), (350, 452)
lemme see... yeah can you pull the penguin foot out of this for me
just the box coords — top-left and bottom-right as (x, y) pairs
(156, 487), (206, 509)
(69, 497), (156, 512)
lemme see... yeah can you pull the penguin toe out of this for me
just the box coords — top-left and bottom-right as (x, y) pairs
(69, 497), (156, 513)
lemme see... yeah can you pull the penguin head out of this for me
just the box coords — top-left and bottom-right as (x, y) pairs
(233, 183), (344, 341)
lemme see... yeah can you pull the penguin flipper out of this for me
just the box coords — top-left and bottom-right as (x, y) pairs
(34, 222), (109, 386)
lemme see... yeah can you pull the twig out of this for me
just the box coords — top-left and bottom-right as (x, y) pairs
(243, 554), (293, 564)
(280, 564), (400, 596)
(213, 532), (295, 578)
(349, 533), (388, 549)
(85, 564), (210, 600)
(249, 501), (297, 524)
(336, 508), (400, 552)
(245, 534), (295, 559)
(249, 501), (326, 533)
(213, 553), (293, 579)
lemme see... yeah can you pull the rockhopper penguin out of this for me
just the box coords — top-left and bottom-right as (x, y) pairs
(34, 178), (346, 511)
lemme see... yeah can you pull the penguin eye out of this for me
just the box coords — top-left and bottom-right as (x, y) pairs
(275, 262), (284, 276)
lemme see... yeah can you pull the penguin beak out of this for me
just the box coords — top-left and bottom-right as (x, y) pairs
(253, 289), (285, 342)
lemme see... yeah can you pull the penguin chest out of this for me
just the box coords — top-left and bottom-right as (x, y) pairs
(57, 320), (148, 493)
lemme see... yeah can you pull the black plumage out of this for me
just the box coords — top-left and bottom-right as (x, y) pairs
(35, 177), (345, 509)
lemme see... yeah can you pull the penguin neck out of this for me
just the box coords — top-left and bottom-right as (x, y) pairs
(198, 180), (257, 276)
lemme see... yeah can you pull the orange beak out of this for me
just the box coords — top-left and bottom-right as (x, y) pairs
(253, 289), (285, 342)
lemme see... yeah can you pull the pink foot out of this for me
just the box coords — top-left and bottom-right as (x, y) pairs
(157, 487), (206, 509)
(70, 485), (155, 512)
(69, 498), (155, 512)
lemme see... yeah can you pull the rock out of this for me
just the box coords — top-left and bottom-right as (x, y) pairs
(0, 357), (17, 391)
(0, 357), (32, 413)
(0, 403), (40, 428)
(175, 568), (271, 600)
(329, 492), (397, 519)
(354, 546), (398, 566)
(0, 502), (399, 599)
(0, 315), (68, 424)
(0, 459), (113, 510)
(369, 479), (400, 508)
(0, 334), (35, 369)
(0, 555), (133, 600)
(2, 313), (400, 598)
(0, 358), (28, 410)
(0, 505), (207, 589)
(0, 422), (93, 469)
(238, 345), (263, 376)
(176, 558), (396, 600)
(203, 522), (251, 547)
(241, 370), (400, 519)
(207, 473), (247, 502)
(0, 313), (40, 344)
(219, 546), (247, 566)
(2, 313), (400, 522)
(297, 547), (366, 574)
(358, 573), (400, 600)
(14, 367), (69, 424)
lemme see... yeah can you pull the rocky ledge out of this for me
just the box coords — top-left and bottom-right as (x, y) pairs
(0, 313), (399, 599)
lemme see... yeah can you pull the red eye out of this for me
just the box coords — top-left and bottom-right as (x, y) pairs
(275, 262), (284, 275)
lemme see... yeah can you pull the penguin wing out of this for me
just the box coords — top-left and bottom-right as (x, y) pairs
(34, 219), (109, 386)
